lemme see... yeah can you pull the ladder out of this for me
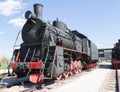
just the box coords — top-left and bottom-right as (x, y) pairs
(23, 48), (30, 62)
(42, 47), (56, 78)
(23, 48), (37, 62)
(30, 48), (36, 61)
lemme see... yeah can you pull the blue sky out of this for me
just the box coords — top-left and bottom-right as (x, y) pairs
(0, 0), (120, 57)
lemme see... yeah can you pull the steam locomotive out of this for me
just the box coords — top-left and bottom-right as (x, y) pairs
(11, 3), (98, 83)
(112, 39), (120, 69)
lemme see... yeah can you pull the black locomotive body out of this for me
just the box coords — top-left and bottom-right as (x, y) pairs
(11, 3), (98, 83)
(112, 39), (120, 69)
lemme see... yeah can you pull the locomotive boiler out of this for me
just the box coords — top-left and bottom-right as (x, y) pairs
(11, 3), (98, 83)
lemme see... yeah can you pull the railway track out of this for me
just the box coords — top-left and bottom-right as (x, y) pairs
(99, 69), (116, 92)
(99, 69), (120, 92)
(20, 86), (38, 92)
(0, 76), (29, 91)
(0, 66), (97, 92)
(116, 69), (120, 92)
(20, 80), (54, 92)
(0, 69), (92, 92)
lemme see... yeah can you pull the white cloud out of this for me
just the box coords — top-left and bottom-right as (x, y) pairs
(8, 17), (26, 27)
(0, 31), (4, 35)
(0, 0), (24, 16)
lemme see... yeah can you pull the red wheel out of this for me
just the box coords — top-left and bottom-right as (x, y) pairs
(74, 69), (78, 74)
(78, 68), (82, 73)
(63, 71), (69, 79)
(69, 70), (74, 76)
(55, 74), (62, 80)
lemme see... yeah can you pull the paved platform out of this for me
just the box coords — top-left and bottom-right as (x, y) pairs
(0, 69), (8, 74)
(52, 62), (111, 92)
(0, 69), (12, 74)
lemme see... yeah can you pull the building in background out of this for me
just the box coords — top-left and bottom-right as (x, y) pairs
(98, 48), (112, 61)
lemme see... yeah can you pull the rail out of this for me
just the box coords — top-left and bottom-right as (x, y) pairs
(116, 69), (120, 92)
(0, 76), (29, 91)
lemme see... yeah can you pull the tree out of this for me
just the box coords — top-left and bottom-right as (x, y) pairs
(0, 56), (9, 63)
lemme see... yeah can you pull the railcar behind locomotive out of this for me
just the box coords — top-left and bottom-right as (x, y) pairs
(112, 39), (120, 69)
(10, 3), (98, 83)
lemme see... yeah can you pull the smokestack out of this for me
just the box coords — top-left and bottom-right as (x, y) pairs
(118, 39), (120, 44)
(34, 3), (43, 19)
